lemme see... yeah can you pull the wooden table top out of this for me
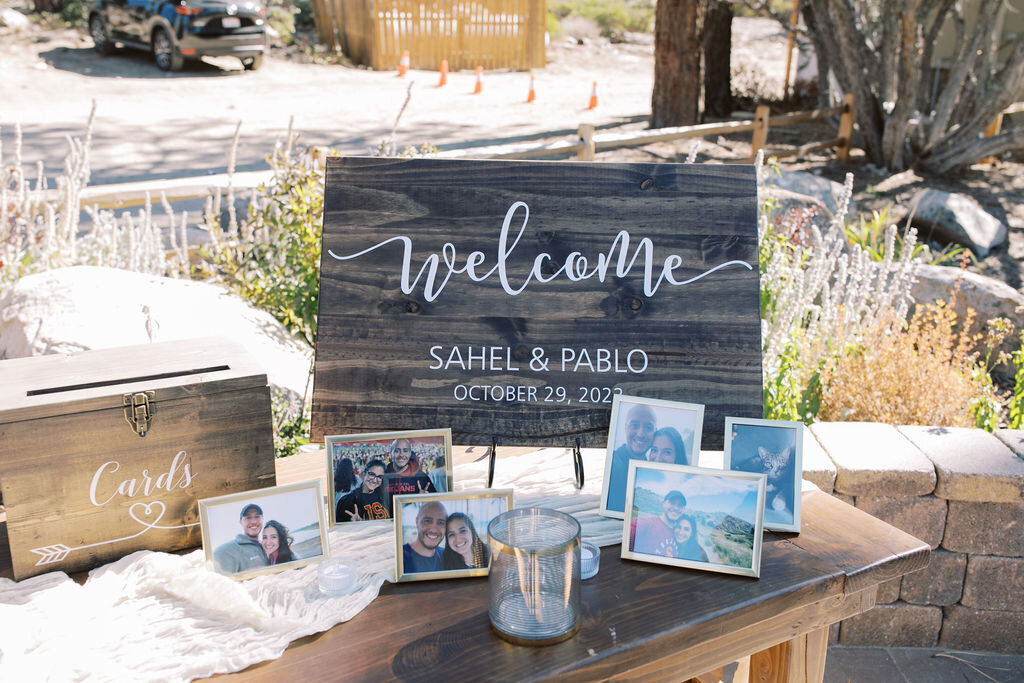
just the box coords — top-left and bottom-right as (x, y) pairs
(217, 448), (930, 682)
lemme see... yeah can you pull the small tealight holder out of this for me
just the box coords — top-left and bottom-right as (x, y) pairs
(318, 557), (358, 596)
(580, 541), (600, 580)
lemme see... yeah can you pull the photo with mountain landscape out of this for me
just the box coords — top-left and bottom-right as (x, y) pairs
(629, 465), (763, 572)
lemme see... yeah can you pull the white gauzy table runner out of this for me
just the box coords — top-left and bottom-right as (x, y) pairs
(0, 448), (622, 682)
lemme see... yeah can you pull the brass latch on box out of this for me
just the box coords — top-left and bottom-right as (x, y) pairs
(123, 391), (155, 437)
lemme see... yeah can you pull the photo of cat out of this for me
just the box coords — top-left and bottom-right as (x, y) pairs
(723, 418), (804, 533)
(757, 445), (794, 518)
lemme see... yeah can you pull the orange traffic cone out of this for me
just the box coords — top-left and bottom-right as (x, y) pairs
(526, 73), (536, 103)
(438, 59), (449, 87)
(398, 50), (410, 77)
(588, 81), (598, 109)
(473, 65), (483, 94)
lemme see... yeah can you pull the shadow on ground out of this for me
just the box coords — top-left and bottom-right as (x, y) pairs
(38, 45), (246, 79)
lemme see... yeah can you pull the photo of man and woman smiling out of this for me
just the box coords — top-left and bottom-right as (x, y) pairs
(621, 461), (766, 578)
(601, 395), (705, 519)
(394, 491), (513, 582)
(326, 429), (453, 525)
(200, 481), (328, 579)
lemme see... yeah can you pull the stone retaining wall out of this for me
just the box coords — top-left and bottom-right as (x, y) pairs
(802, 423), (1024, 653)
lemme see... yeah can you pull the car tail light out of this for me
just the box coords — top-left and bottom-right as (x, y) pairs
(256, 6), (266, 13)
(175, 4), (202, 14)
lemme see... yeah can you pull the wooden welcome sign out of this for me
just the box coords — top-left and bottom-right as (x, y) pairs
(311, 158), (762, 449)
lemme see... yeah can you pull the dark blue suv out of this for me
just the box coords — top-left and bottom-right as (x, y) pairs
(88, 0), (267, 72)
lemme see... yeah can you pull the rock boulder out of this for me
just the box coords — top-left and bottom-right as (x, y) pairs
(0, 8), (30, 30)
(911, 264), (1024, 330)
(909, 189), (1008, 258)
(0, 266), (312, 404)
(769, 170), (856, 219)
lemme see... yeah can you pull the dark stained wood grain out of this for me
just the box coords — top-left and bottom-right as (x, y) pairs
(0, 339), (276, 579)
(214, 453), (929, 682)
(311, 158), (763, 449)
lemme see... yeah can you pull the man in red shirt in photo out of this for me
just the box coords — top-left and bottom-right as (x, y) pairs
(385, 438), (435, 510)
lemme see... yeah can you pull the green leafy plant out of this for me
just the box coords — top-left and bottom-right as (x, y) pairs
(845, 206), (973, 267)
(203, 133), (325, 347)
(972, 317), (1014, 430)
(266, 0), (298, 44)
(59, 0), (89, 26)
(273, 390), (310, 458)
(763, 341), (821, 423)
(1009, 332), (1024, 429)
(548, 0), (653, 38)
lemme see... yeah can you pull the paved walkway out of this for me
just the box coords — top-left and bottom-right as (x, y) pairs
(825, 646), (1024, 682)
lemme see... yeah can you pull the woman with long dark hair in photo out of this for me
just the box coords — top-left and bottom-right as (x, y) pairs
(261, 520), (296, 565)
(442, 512), (489, 570)
(669, 514), (708, 563)
(647, 426), (689, 465)
(334, 456), (360, 506)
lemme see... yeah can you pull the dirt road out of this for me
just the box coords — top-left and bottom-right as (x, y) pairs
(0, 15), (791, 184)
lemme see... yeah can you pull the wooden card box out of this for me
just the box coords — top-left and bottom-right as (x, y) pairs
(0, 337), (276, 580)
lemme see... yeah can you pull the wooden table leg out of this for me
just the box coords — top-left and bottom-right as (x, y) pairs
(747, 626), (829, 682)
(689, 668), (723, 683)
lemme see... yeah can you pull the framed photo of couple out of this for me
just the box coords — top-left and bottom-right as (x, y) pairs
(393, 490), (514, 582)
(724, 417), (804, 533)
(326, 429), (453, 526)
(199, 480), (329, 580)
(600, 394), (705, 519)
(621, 461), (766, 578)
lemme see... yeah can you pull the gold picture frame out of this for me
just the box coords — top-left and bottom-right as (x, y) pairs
(199, 480), (329, 581)
(393, 489), (513, 582)
(326, 428), (454, 525)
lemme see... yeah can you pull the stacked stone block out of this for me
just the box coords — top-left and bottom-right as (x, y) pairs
(801, 423), (1024, 654)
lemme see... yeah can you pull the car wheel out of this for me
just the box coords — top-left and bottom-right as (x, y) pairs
(89, 15), (113, 56)
(240, 54), (263, 71)
(153, 28), (183, 72)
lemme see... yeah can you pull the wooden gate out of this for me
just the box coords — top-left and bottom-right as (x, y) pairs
(310, 0), (546, 71)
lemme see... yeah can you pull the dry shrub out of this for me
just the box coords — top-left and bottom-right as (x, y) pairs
(819, 300), (992, 426)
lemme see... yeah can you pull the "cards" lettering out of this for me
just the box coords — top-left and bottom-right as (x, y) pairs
(89, 450), (196, 507)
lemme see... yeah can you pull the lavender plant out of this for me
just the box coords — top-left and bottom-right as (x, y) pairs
(0, 105), (189, 292)
(757, 156), (922, 421)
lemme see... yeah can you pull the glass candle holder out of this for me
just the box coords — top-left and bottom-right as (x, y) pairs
(487, 507), (582, 646)
(318, 557), (358, 596)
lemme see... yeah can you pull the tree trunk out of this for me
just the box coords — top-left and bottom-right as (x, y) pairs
(651, 0), (704, 128)
(702, 0), (732, 119)
(799, 0), (835, 109)
(800, 0), (1024, 172)
(920, 127), (1024, 174)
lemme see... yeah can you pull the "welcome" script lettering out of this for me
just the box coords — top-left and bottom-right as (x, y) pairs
(327, 201), (752, 302)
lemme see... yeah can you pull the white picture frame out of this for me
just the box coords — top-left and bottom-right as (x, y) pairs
(621, 461), (766, 578)
(723, 417), (804, 533)
(326, 428), (453, 525)
(600, 394), (705, 519)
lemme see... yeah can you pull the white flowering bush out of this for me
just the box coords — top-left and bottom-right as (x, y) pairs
(757, 158), (922, 421)
(0, 105), (188, 292)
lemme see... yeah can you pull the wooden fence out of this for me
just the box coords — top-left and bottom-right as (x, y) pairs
(436, 94), (856, 162)
(309, 0), (546, 71)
